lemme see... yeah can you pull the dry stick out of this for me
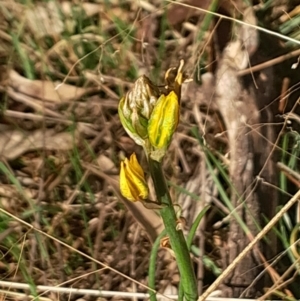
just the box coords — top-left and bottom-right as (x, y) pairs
(277, 162), (300, 185)
(198, 189), (300, 301)
(238, 48), (300, 77)
(279, 78), (290, 113)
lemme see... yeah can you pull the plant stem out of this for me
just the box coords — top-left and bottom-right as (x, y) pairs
(148, 229), (167, 301)
(148, 158), (198, 301)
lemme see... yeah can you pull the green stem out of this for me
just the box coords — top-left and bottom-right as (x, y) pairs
(196, 0), (219, 43)
(148, 158), (198, 301)
(148, 229), (167, 301)
(179, 205), (211, 299)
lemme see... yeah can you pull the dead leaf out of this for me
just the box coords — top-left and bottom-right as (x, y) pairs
(25, 1), (64, 38)
(0, 126), (80, 160)
(61, 2), (102, 18)
(9, 70), (87, 103)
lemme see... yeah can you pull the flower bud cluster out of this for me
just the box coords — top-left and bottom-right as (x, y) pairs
(119, 60), (184, 161)
(119, 60), (184, 202)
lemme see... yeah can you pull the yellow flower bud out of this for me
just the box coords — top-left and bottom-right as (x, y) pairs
(118, 60), (185, 160)
(148, 91), (179, 150)
(120, 153), (149, 202)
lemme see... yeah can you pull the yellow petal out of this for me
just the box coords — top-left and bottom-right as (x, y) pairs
(129, 153), (145, 178)
(120, 160), (136, 201)
(148, 91), (179, 149)
(119, 154), (149, 202)
(126, 155), (148, 199)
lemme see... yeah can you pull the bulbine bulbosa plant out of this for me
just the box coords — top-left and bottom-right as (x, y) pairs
(118, 60), (199, 301)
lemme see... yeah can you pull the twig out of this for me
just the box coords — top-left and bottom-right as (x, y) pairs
(279, 78), (290, 113)
(238, 49), (300, 76)
(0, 283), (274, 300)
(277, 162), (300, 185)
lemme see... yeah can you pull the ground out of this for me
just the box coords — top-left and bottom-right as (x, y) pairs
(0, 1), (300, 300)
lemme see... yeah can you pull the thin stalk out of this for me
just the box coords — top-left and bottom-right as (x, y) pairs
(148, 229), (167, 301)
(178, 206), (210, 300)
(148, 158), (198, 301)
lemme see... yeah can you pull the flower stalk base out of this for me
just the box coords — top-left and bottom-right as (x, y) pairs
(148, 158), (198, 301)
